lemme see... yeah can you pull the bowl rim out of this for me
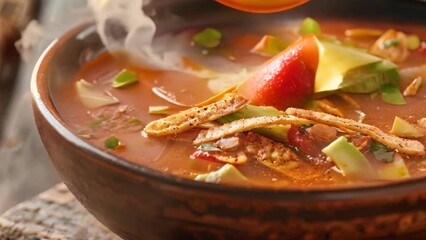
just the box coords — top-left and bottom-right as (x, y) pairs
(31, 24), (426, 202)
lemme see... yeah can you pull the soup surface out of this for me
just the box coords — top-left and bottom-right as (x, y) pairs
(55, 19), (426, 188)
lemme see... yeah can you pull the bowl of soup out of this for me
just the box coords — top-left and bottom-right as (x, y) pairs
(31, 0), (426, 239)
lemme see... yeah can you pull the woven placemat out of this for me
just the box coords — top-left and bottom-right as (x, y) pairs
(0, 184), (121, 240)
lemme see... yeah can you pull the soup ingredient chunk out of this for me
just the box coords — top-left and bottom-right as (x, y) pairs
(370, 29), (409, 63)
(250, 35), (288, 57)
(390, 116), (424, 138)
(322, 136), (376, 180)
(195, 164), (247, 184)
(377, 154), (410, 180)
(192, 28), (222, 48)
(104, 136), (122, 149)
(194, 132), (306, 179)
(194, 115), (312, 145)
(111, 69), (139, 88)
(403, 76), (423, 96)
(237, 34), (319, 110)
(76, 79), (119, 108)
(143, 95), (248, 136)
(286, 108), (425, 155)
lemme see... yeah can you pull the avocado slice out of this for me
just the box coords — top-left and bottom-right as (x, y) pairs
(377, 153), (410, 180)
(195, 164), (247, 184)
(322, 136), (376, 180)
(341, 60), (400, 93)
(390, 116), (424, 138)
(314, 39), (400, 94)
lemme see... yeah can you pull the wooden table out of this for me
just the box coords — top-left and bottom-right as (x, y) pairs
(0, 184), (121, 240)
(2, 184), (426, 240)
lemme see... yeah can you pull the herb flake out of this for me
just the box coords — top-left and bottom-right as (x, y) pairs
(196, 144), (222, 152)
(382, 39), (400, 48)
(369, 141), (394, 163)
(104, 136), (121, 149)
(379, 84), (406, 105)
(90, 117), (108, 128)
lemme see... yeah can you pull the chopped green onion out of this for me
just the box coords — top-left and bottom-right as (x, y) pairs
(382, 39), (400, 48)
(379, 84), (406, 105)
(148, 106), (169, 115)
(104, 136), (121, 149)
(299, 17), (321, 35)
(192, 28), (222, 48)
(196, 144), (222, 152)
(407, 34), (421, 50)
(128, 118), (143, 126)
(301, 124), (314, 130)
(76, 79), (119, 108)
(112, 69), (139, 88)
(369, 141), (394, 163)
(90, 117), (108, 128)
(250, 35), (288, 57)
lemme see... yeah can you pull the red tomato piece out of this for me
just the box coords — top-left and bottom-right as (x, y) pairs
(418, 41), (426, 55)
(237, 35), (319, 110)
(191, 150), (221, 163)
(287, 125), (318, 156)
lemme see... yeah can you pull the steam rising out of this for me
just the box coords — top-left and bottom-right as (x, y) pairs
(88, 0), (183, 71)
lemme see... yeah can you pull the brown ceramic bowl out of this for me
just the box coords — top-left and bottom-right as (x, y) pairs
(31, 0), (426, 239)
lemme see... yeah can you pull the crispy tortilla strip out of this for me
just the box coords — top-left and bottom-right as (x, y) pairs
(337, 93), (361, 109)
(143, 95), (248, 136)
(286, 108), (425, 155)
(193, 115), (313, 145)
(315, 99), (344, 117)
(195, 85), (237, 107)
(403, 76), (423, 97)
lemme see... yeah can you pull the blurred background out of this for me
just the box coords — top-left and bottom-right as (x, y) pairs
(0, 0), (91, 213)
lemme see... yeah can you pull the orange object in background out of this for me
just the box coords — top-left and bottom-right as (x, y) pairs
(216, 0), (309, 13)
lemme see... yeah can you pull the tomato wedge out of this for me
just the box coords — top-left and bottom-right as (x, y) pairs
(237, 35), (319, 110)
(216, 0), (309, 13)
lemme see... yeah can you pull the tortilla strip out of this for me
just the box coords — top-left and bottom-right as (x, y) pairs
(286, 108), (425, 156)
(315, 99), (344, 117)
(143, 95), (248, 136)
(193, 115), (313, 145)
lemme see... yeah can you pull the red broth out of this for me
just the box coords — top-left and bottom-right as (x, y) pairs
(54, 19), (426, 187)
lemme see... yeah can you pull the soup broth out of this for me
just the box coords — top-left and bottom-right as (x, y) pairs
(55, 19), (426, 188)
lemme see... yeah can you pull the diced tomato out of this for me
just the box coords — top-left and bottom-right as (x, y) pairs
(418, 41), (426, 55)
(237, 35), (319, 110)
(346, 135), (372, 153)
(287, 125), (319, 157)
(191, 150), (221, 162)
